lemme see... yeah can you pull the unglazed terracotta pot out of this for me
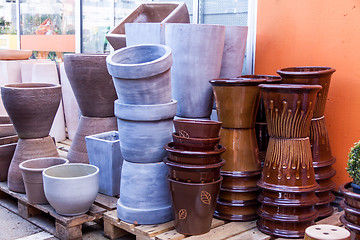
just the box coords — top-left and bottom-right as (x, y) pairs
(1, 83), (61, 139)
(172, 133), (220, 151)
(166, 24), (225, 118)
(0, 115), (16, 137)
(8, 136), (59, 193)
(107, 44), (172, 105)
(169, 177), (222, 235)
(64, 54), (117, 118)
(0, 143), (16, 181)
(125, 23), (166, 46)
(43, 163), (99, 216)
(19, 157), (68, 204)
(173, 119), (222, 138)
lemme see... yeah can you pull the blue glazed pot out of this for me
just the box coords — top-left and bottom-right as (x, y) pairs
(351, 182), (360, 194)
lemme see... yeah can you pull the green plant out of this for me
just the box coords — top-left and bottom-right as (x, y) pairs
(347, 140), (360, 185)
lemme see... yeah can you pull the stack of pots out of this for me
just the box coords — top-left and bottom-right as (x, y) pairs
(106, 44), (176, 224)
(210, 78), (266, 221)
(256, 84), (321, 238)
(164, 119), (225, 235)
(340, 182), (360, 239)
(277, 67), (336, 218)
(0, 116), (18, 182)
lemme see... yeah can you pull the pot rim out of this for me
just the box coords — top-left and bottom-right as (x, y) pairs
(43, 163), (99, 180)
(172, 133), (220, 142)
(240, 75), (282, 83)
(19, 157), (69, 172)
(64, 53), (108, 58)
(164, 142), (226, 155)
(210, 78), (267, 86)
(277, 66), (336, 76)
(340, 181), (360, 200)
(164, 158), (225, 169)
(168, 175), (223, 186)
(173, 118), (222, 125)
(2, 83), (60, 90)
(259, 83), (322, 91)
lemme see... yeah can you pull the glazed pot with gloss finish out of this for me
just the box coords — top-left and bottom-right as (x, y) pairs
(0, 143), (16, 181)
(340, 182), (360, 209)
(340, 215), (360, 240)
(218, 187), (261, 202)
(220, 170), (262, 190)
(173, 118), (222, 138)
(214, 198), (259, 221)
(172, 133), (220, 151)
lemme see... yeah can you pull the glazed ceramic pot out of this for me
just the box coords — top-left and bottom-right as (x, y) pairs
(64, 54), (117, 118)
(1, 83), (62, 139)
(85, 131), (123, 196)
(304, 224), (350, 240)
(0, 115), (16, 137)
(8, 136), (59, 193)
(218, 187), (261, 202)
(115, 100), (176, 163)
(165, 24), (225, 118)
(164, 143), (226, 165)
(0, 135), (18, 145)
(169, 176), (222, 235)
(19, 157), (68, 204)
(340, 182), (360, 209)
(67, 116), (117, 164)
(107, 44), (172, 105)
(164, 158), (225, 183)
(117, 160), (172, 224)
(220, 170), (261, 190)
(172, 133), (220, 151)
(259, 189), (319, 207)
(341, 215), (360, 240)
(173, 119), (222, 138)
(43, 163), (99, 216)
(0, 143), (17, 181)
(215, 199), (259, 221)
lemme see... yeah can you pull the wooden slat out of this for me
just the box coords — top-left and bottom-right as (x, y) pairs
(94, 193), (118, 210)
(135, 221), (175, 238)
(226, 228), (271, 240)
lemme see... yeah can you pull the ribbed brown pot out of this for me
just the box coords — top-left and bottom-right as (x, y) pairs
(340, 182), (360, 238)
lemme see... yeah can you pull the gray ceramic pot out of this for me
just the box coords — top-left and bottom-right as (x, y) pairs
(0, 142), (16, 181)
(106, 44), (173, 105)
(85, 131), (123, 196)
(114, 99), (177, 163)
(0, 115), (16, 138)
(117, 160), (172, 224)
(43, 163), (99, 216)
(125, 23), (165, 46)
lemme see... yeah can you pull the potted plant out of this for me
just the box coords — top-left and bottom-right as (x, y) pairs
(346, 140), (360, 193)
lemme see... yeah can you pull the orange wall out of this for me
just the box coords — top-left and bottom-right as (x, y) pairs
(255, 0), (360, 188)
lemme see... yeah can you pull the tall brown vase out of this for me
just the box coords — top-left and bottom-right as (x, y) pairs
(210, 78), (266, 221)
(277, 66), (336, 218)
(257, 84), (321, 238)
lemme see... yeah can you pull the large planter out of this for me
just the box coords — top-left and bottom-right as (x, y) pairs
(166, 24), (226, 118)
(106, 44), (172, 105)
(1, 83), (62, 139)
(85, 131), (123, 196)
(0, 143), (17, 181)
(43, 163), (99, 216)
(114, 100), (177, 163)
(117, 160), (172, 224)
(19, 157), (68, 204)
(64, 54), (117, 118)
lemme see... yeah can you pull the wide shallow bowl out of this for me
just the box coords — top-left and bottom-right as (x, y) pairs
(173, 119), (222, 138)
(172, 133), (220, 151)
(42, 163), (99, 216)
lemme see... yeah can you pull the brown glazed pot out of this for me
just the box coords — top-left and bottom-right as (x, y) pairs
(255, 122), (269, 162)
(340, 215), (360, 240)
(210, 78), (266, 128)
(340, 182), (360, 209)
(221, 170), (261, 190)
(258, 204), (318, 222)
(164, 142), (225, 165)
(259, 189), (319, 207)
(173, 119), (222, 138)
(0, 116), (16, 137)
(0, 135), (18, 145)
(172, 133), (220, 151)
(7, 136), (59, 193)
(1, 83), (62, 139)
(214, 199), (259, 221)
(0, 143), (17, 181)
(341, 200), (360, 227)
(218, 187), (261, 202)
(67, 115), (117, 164)
(169, 176), (222, 235)
(64, 54), (117, 117)
(164, 158), (225, 183)
(19, 157), (68, 204)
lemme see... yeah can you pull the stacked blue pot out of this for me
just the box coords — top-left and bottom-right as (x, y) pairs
(106, 44), (176, 224)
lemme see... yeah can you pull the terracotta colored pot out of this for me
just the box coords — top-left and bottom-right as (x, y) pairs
(8, 136), (59, 193)
(1, 83), (62, 139)
(43, 163), (99, 216)
(218, 187), (261, 202)
(19, 157), (68, 204)
(64, 54), (117, 117)
(214, 199), (259, 221)
(107, 44), (172, 105)
(0, 135), (18, 146)
(169, 177), (222, 235)
(173, 118), (222, 138)
(164, 158), (225, 183)
(172, 133), (220, 151)
(0, 143), (16, 181)
(0, 50), (32, 60)
(164, 142), (225, 165)
(221, 170), (261, 190)
(210, 78), (266, 128)
(0, 115), (16, 137)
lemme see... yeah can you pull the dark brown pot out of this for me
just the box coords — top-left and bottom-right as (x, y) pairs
(255, 122), (269, 162)
(0, 115), (16, 138)
(172, 133), (220, 151)
(259, 189), (319, 207)
(0, 143), (16, 181)
(173, 119), (222, 138)
(221, 170), (261, 190)
(258, 204), (318, 222)
(7, 136), (59, 193)
(1, 83), (62, 139)
(169, 177), (222, 235)
(340, 182), (360, 209)
(214, 199), (259, 221)
(314, 165), (336, 180)
(341, 200), (360, 226)
(164, 158), (225, 183)
(341, 214), (360, 239)
(218, 187), (261, 202)
(64, 54), (117, 117)
(164, 142), (225, 165)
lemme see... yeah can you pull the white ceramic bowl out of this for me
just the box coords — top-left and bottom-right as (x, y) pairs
(42, 163), (99, 216)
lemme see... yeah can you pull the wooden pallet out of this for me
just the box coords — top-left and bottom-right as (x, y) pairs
(103, 209), (345, 240)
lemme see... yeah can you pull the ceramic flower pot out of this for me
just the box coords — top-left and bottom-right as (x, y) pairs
(67, 116), (117, 164)
(220, 170), (261, 191)
(43, 163), (99, 216)
(259, 189), (319, 207)
(164, 143), (226, 165)
(166, 24), (226, 118)
(0, 143), (17, 181)
(218, 187), (261, 202)
(117, 160), (172, 224)
(341, 215), (360, 240)
(340, 182), (360, 209)
(125, 23), (166, 46)
(169, 176), (222, 235)
(1, 83), (62, 139)
(0, 135), (18, 145)
(172, 133), (220, 151)
(115, 100), (177, 163)
(214, 199), (259, 221)
(64, 54), (117, 118)
(0, 115), (16, 137)
(173, 119), (222, 138)
(85, 131), (123, 196)
(8, 136), (59, 193)
(19, 157), (68, 204)
(107, 44), (172, 105)
(164, 158), (225, 183)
